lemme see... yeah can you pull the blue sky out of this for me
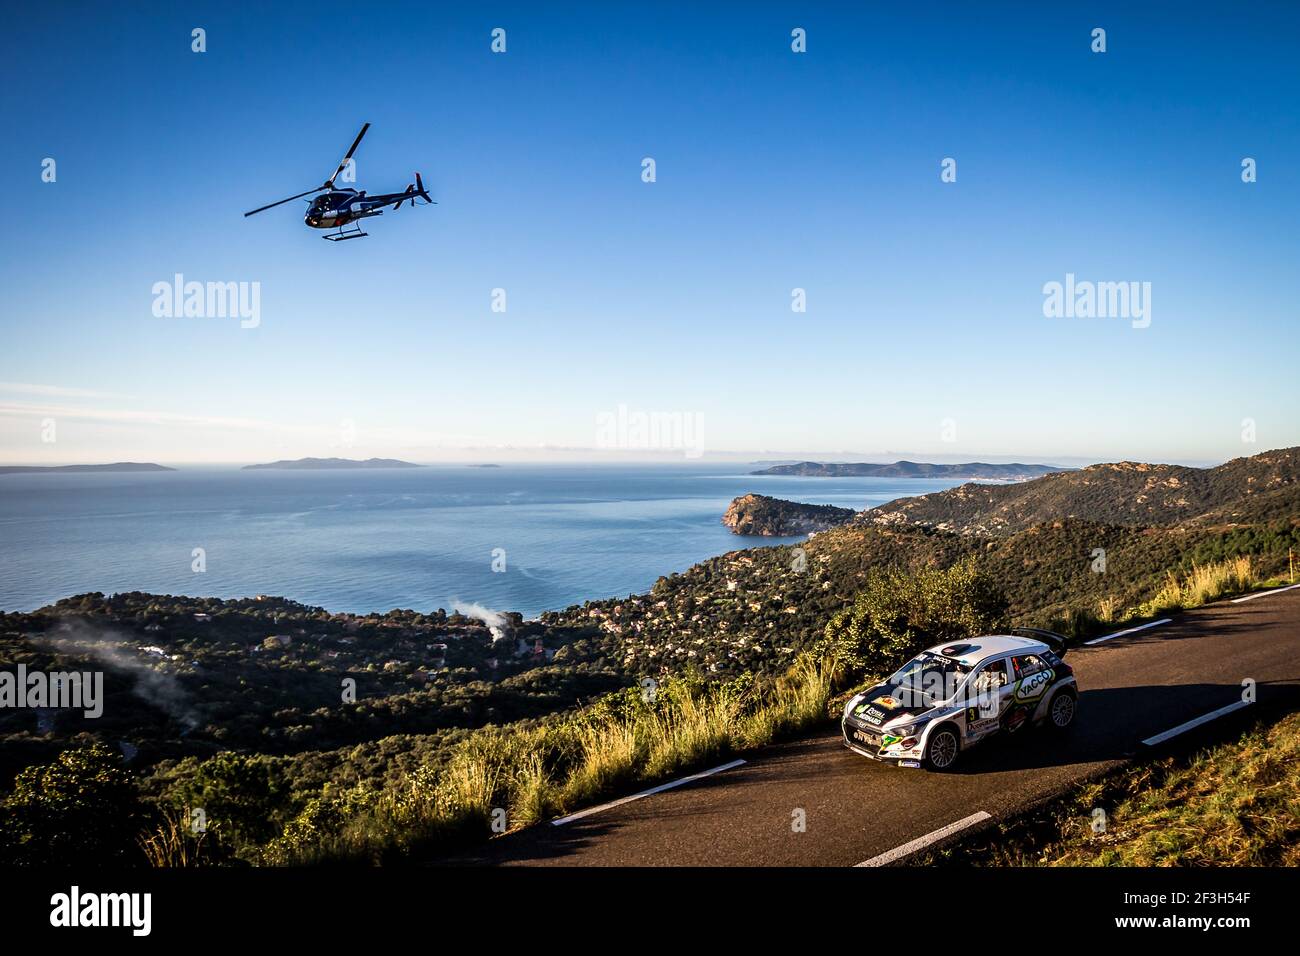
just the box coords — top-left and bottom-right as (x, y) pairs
(2, 1), (1297, 466)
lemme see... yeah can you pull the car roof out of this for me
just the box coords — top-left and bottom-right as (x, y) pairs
(922, 635), (1048, 666)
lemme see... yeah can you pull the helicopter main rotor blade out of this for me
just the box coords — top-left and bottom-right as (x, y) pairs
(324, 122), (370, 188)
(244, 186), (326, 217)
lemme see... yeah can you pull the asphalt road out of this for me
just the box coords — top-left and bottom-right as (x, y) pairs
(441, 586), (1300, 867)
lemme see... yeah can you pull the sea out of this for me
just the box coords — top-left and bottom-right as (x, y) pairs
(0, 465), (964, 617)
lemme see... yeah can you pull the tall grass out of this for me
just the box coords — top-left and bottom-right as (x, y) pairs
(138, 806), (215, 867)
(188, 552), (1270, 867)
(1140, 555), (1255, 616)
(250, 657), (835, 866)
(1081, 555), (1260, 631)
(561, 720), (645, 805)
(924, 710), (1300, 867)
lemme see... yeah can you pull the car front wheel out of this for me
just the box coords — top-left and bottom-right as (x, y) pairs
(924, 725), (960, 771)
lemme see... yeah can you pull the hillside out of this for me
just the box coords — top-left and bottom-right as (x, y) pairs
(7, 450), (1297, 795)
(861, 447), (1300, 535)
(2, 446), (1296, 866)
(752, 460), (1063, 479)
(721, 493), (855, 535)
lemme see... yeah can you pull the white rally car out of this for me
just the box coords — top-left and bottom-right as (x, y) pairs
(841, 628), (1077, 771)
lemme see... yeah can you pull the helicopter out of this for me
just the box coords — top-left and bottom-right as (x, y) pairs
(243, 123), (434, 240)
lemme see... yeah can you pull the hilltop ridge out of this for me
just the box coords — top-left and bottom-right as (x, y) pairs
(752, 460), (1064, 480)
(242, 457), (421, 471)
(859, 447), (1300, 536)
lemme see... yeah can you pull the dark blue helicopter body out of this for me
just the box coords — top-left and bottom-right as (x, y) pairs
(245, 124), (433, 240)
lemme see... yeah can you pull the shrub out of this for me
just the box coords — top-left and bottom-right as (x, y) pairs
(820, 559), (1008, 680)
(0, 743), (145, 866)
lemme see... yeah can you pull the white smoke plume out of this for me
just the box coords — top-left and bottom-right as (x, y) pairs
(40, 621), (201, 732)
(450, 601), (510, 642)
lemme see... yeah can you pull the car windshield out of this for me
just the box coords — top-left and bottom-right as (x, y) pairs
(887, 652), (971, 704)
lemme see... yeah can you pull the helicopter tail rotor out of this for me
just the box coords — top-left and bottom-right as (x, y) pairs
(414, 172), (435, 205)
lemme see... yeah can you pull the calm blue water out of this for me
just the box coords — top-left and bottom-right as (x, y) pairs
(0, 466), (963, 616)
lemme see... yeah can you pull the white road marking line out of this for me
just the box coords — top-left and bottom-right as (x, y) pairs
(550, 758), (747, 826)
(855, 811), (992, 867)
(1231, 583), (1300, 603)
(1141, 700), (1253, 747)
(1084, 618), (1172, 646)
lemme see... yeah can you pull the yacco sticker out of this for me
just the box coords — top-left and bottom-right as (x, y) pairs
(1014, 669), (1054, 702)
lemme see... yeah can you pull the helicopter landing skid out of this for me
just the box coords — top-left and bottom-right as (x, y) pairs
(323, 224), (368, 241)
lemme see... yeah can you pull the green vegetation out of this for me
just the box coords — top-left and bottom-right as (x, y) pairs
(255, 659), (835, 865)
(14, 660), (834, 867)
(921, 710), (1300, 866)
(820, 559), (1007, 678)
(1, 447), (1296, 865)
(1138, 555), (1255, 616)
(1, 542), (1289, 866)
(0, 743), (144, 865)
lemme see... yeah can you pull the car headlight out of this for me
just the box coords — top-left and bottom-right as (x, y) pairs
(888, 719), (928, 739)
(842, 695), (860, 720)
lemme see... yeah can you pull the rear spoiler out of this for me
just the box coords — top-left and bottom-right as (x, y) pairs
(1009, 627), (1069, 657)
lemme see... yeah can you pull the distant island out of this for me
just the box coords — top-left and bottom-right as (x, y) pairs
(242, 457), (422, 471)
(722, 493), (856, 536)
(467, 464), (501, 468)
(751, 460), (1066, 480)
(0, 462), (175, 476)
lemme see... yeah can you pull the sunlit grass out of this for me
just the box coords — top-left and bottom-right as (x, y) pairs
(248, 657), (834, 866)
(1139, 555), (1256, 617)
(984, 712), (1300, 867)
(232, 550), (1281, 867)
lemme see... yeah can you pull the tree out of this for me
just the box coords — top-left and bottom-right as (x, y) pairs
(172, 751), (283, 849)
(0, 743), (144, 865)
(821, 559), (1008, 679)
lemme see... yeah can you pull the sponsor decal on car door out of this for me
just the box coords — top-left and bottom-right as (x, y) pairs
(965, 658), (1012, 740)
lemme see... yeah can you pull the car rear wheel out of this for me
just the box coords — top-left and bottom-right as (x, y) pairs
(924, 725), (960, 771)
(1047, 689), (1077, 731)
